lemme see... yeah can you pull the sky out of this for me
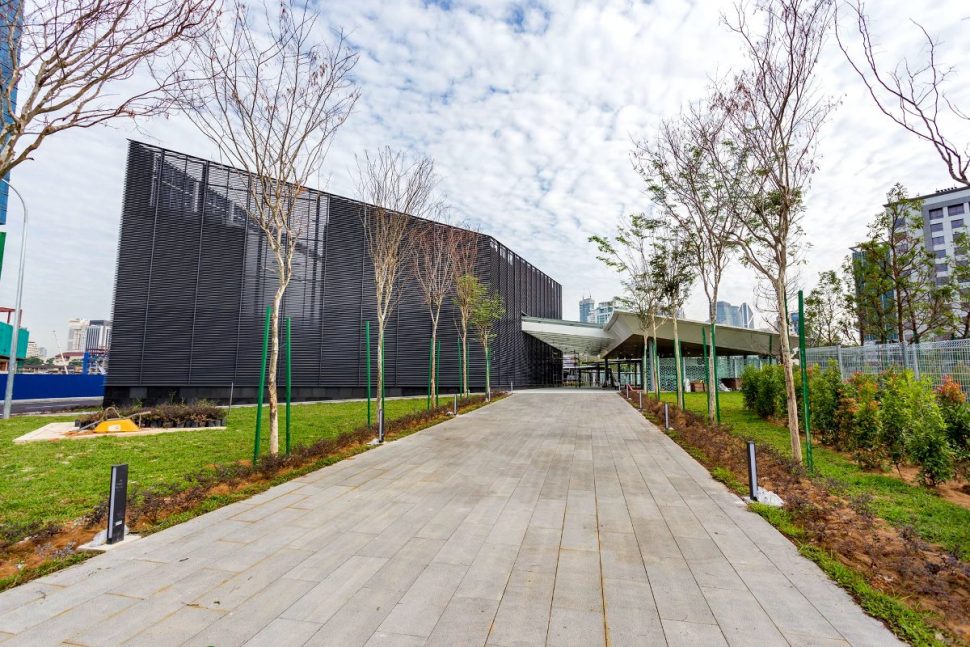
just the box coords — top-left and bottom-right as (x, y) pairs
(2, 0), (969, 354)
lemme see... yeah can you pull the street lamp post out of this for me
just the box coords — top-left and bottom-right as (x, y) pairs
(2, 179), (27, 419)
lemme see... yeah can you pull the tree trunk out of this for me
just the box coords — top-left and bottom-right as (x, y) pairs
(484, 342), (490, 396)
(776, 279), (803, 463)
(461, 324), (469, 397)
(429, 317), (438, 402)
(651, 319), (660, 397)
(267, 284), (285, 455)
(672, 312), (684, 409)
(377, 316), (386, 422)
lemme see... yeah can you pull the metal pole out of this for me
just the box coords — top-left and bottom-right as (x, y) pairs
(365, 321), (372, 427)
(797, 290), (814, 471)
(664, 402), (670, 430)
(711, 324), (720, 425)
(378, 406), (384, 443)
(836, 344), (845, 380)
(2, 180), (27, 419)
(653, 338), (660, 400)
(746, 441), (758, 501)
(253, 305), (271, 463)
(454, 393), (458, 415)
(457, 337), (463, 399)
(285, 317), (292, 455)
(435, 339), (440, 407)
(912, 342), (921, 380)
(486, 346), (491, 401)
(638, 390), (643, 411)
(227, 382), (234, 419)
(381, 336), (386, 414)
(702, 328), (710, 422)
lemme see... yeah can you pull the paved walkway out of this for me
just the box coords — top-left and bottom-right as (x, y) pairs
(0, 392), (900, 646)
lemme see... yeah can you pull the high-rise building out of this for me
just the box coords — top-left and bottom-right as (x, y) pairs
(920, 186), (970, 288)
(715, 300), (754, 329)
(579, 296), (594, 323)
(26, 340), (45, 359)
(593, 300), (616, 325)
(0, 0), (20, 228)
(66, 319), (88, 352)
(85, 320), (112, 351)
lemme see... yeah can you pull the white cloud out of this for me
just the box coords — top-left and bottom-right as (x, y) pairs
(1, 0), (968, 352)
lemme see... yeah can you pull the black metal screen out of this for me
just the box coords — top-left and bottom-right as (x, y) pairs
(106, 141), (562, 403)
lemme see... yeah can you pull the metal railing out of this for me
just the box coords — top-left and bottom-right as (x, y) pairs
(804, 339), (970, 389)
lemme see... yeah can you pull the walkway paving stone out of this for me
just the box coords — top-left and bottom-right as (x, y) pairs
(0, 391), (903, 646)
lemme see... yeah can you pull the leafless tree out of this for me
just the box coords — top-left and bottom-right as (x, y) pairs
(450, 227), (479, 397)
(357, 147), (437, 417)
(836, 1), (969, 187)
(0, 0), (217, 180)
(412, 205), (459, 404)
(165, 0), (359, 455)
(716, 0), (837, 462)
(634, 103), (742, 420)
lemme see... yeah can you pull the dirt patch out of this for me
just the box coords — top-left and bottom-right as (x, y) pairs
(0, 394), (505, 590)
(622, 391), (970, 645)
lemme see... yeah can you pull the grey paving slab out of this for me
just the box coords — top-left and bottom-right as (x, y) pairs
(0, 391), (903, 646)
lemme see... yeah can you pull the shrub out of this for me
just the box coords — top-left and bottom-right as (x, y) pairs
(936, 376), (970, 480)
(878, 370), (952, 486)
(808, 362), (843, 444)
(838, 373), (886, 469)
(741, 364), (786, 420)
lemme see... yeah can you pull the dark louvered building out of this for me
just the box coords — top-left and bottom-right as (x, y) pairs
(105, 141), (562, 404)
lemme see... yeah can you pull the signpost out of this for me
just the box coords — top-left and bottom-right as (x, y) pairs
(106, 464), (128, 544)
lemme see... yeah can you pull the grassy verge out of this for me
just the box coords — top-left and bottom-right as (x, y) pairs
(749, 504), (944, 647)
(0, 398), (429, 538)
(661, 391), (970, 559)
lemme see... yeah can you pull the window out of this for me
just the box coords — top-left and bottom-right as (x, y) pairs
(937, 276), (950, 286)
(936, 263), (949, 273)
(933, 236), (946, 246)
(949, 204), (966, 216)
(935, 249), (947, 258)
(929, 208), (943, 220)
(953, 218), (965, 228)
(931, 222), (944, 233)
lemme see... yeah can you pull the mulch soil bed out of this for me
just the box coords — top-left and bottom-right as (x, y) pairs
(0, 394), (504, 591)
(622, 390), (970, 645)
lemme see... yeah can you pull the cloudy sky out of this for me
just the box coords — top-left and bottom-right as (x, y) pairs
(2, 0), (969, 354)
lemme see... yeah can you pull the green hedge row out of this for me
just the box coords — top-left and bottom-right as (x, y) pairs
(740, 364), (970, 487)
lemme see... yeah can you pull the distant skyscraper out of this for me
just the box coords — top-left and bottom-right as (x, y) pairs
(0, 0), (21, 227)
(715, 300), (754, 329)
(594, 300), (616, 325)
(66, 318), (89, 352)
(579, 296), (594, 323)
(85, 320), (112, 351)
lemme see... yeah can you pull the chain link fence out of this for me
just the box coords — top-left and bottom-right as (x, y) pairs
(805, 339), (970, 390)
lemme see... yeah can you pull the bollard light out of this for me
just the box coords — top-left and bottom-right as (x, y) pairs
(454, 393), (458, 415)
(664, 403), (670, 430)
(378, 407), (385, 444)
(639, 391), (643, 411)
(746, 441), (758, 501)
(106, 464), (129, 545)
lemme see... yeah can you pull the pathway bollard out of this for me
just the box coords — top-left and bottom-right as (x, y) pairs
(106, 464), (128, 545)
(378, 407), (385, 444)
(664, 403), (670, 430)
(747, 441), (758, 501)
(638, 390), (643, 411)
(454, 393), (458, 415)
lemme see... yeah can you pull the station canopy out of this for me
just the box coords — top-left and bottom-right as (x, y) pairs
(522, 311), (783, 359)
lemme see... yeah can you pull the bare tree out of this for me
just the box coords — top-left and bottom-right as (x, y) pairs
(634, 104), (742, 420)
(451, 228), (479, 397)
(166, 0), (358, 455)
(358, 147), (437, 418)
(0, 0), (217, 180)
(836, 2), (969, 187)
(716, 0), (837, 462)
(412, 206), (458, 404)
(649, 219), (694, 410)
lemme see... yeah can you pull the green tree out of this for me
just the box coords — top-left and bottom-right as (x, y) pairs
(804, 270), (854, 346)
(948, 232), (970, 339)
(469, 280), (505, 398)
(649, 220), (694, 409)
(589, 213), (662, 393)
(846, 247), (895, 344)
(854, 183), (954, 345)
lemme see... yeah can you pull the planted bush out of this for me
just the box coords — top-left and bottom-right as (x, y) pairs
(840, 373), (886, 470)
(807, 362), (843, 445)
(936, 376), (970, 480)
(741, 364), (786, 419)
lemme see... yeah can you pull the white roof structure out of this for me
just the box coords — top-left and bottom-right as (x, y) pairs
(522, 311), (784, 358)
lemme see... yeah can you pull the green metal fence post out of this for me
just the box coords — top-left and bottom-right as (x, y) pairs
(641, 339), (647, 390)
(253, 306), (271, 464)
(653, 338), (660, 400)
(365, 321), (372, 428)
(702, 328), (710, 422)
(381, 336), (385, 415)
(711, 323), (721, 425)
(798, 290), (815, 472)
(285, 317), (292, 455)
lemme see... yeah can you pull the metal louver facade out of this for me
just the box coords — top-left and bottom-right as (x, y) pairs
(105, 141), (562, 404)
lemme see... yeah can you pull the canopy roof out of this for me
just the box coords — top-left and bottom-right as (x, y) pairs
(522, 311), (784, 358)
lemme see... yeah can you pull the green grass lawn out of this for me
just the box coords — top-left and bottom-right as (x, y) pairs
(659, 391), (970, 559)
(0, 397), (428, 535)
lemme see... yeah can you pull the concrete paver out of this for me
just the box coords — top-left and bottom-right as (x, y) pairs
(0, 391), (903, 646)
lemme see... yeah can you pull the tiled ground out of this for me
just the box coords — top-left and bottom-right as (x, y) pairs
(0, 391), (901, 646)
